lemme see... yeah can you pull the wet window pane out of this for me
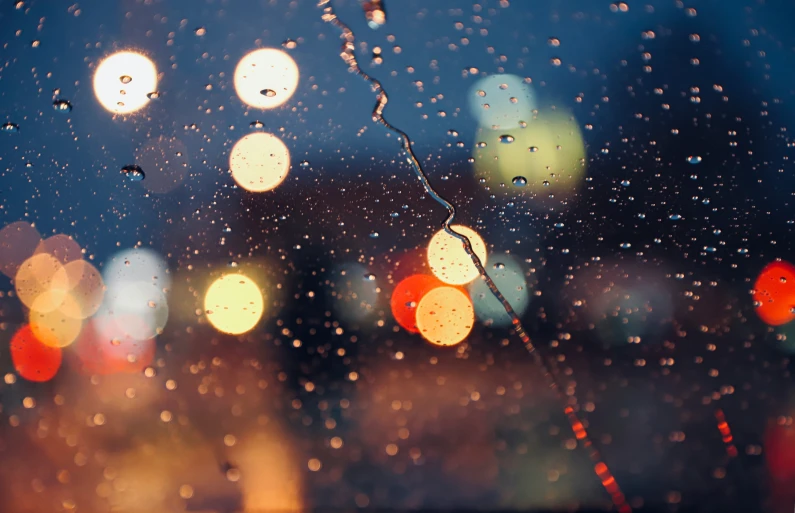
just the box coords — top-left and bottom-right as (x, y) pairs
(0, 0), (794, 512)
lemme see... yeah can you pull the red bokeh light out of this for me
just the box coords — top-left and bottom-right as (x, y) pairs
(391, 274), (444, 333)
(754, 261), (795, 326)
(9, 325), (62, 382)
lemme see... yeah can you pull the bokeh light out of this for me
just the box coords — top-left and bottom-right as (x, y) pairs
(427, 225), (487, 285)
(53, 260), (105, 320)
(204, 273), (264, 335)
(473, 108), (586, 207)
(0, 221), (41, 278)
(14, 253), (68, 310)
(93, 51), (157, 114)
(10, 325), (62, 382)
(229, 133), (291, 192)
(34, 234), (82, 265)
(73, 317), (156, 375)
(467, 74), (536, 129)
(754, 261), (795, 326)
(233, 48), (299, 109)
(416, 286), (475, 346)
(328, 263), (380, 326)
(468, 254), (530, 327)
(391, 274), (445, 333)
(29, 293), (83, 347)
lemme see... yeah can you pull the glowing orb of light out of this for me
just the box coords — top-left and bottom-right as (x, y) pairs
(234, 48), (299, 109)
(100, 281), (169, 341)
(468, 74), (536, 129)
(34, 234), (82, 265)
(473, 108), (587, 208)
(53, 260), (105, 320)
(0, 221), (41, 278)
(102, 248), (171, 290)
(416, 286), (474, 347)
(468, 254), (530, 328)
(391, 274), (445, 333)
(73, 317), (156, 375)
(204, 273), (264, 335)
(754, 261), (795, 326)
(327, 263), (380, 326)
(93, 51), (158, 114)
(29, 293), (83, 348)
(427, 225), (487, 286)
(14, 253), (69, 310)
(10, 325), (62, 382)
(230, 133), (291, 192)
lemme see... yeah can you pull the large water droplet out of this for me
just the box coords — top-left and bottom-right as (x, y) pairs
(369, 232), (379, 238)
(121, 164), (145, 182)
(2, 122), (20, 133)
(282, 39), (297, 49)
(512, 176), (527, 187)
(120, 75), (132, 84)
(499, 134), (515, 144)
(261, 89), (277, 97)
(146, 91), (160, 100)
(53, 99), (72, 113)
(250, 120), (265, 129)
(528, 146), (539, 153)
(687, 155), (702, 164)
(620, 179), (630, 187)
(194, 27), (207, 36)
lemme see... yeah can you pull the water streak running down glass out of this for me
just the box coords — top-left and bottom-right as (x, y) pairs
(319, 1), (629, 510)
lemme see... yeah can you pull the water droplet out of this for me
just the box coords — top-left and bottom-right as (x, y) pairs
(528, 146), (538, 153)
(282, 39), (298, 49)
(2, 122), (20, 133)
(390, 212), (399, 218)
(620, 242), (632, 249)
(195, 27), (207, 36)
(548, 37), (561, 47)
(110, 338), (121, 346)
(299, 160), (310, 168)
(620, 179), (630, 187)
(499, 134), (515, 144)
(369, 232), (379, 238)
(542, 180), (550, 187)
(669, 214), (682, 221)
(120, 75), (132, 84)
(52, 99), (72, 113)
(250, 120), (265, 129)
(121, 164), (145, 182)
(512, 176), (527, 187)
(364, 273), (376, 281)
(476, 90), (486, 97)
(493, 262), (505, 270)
(448, 129), (459, 137)
(519, 121), (527, 128)
(261, 89), (277, 97)
(30, 40), (40, 48)
(687, 155), (702, 164)
(146, 91), (160, 100)
(737, 248), (749, 255)
(476, 141), (487, 148)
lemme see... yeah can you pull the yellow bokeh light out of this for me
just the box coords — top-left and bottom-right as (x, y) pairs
(230, 133), (291, 192)
(93, 51), (157, 114)
(15, 253), (68, 310)
(234, 48), (299, 109)
(204, 273), (264, 335)
(473, 108), (586, 207)
(427, 225), (487, 285)
(416, 286), (474, 347)
(54, 260), (105, 320)
(30, 293), (83, 348)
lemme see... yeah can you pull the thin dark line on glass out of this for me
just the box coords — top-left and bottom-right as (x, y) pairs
(318, 2), (630, 511)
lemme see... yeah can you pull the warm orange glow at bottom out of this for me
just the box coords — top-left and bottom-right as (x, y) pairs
(416, 286), (474, 346)
(10, 325), (62, 382)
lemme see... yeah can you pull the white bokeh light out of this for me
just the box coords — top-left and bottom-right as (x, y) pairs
(93, 51), (157, 114)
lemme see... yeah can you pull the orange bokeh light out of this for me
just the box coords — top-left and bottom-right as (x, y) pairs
(391, 274), (445, 333)
(753, 261), (795, 326)
(10, 325), (62, 382)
